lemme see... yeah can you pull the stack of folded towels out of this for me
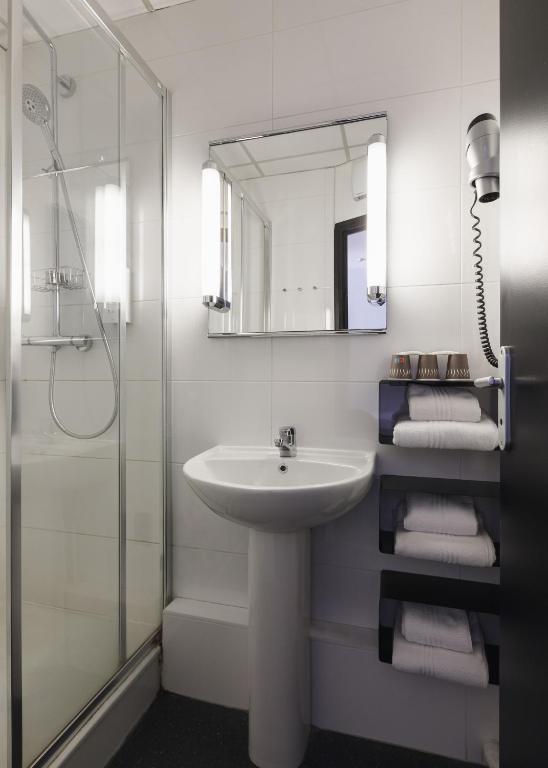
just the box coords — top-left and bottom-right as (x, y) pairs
(392, 601), (489, 687)
(394, 491), (496, 566)
(393, 384), (499, 451)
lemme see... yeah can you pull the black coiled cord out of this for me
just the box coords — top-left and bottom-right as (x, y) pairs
(470, 188), (498, 368)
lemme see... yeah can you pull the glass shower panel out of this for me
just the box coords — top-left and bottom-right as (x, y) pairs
(0, 30), (8, 768)
(20, 3), (121, 763)
(122, 62), (164, 656)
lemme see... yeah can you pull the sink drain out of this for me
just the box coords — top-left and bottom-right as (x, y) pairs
(278, 463), (288, 473)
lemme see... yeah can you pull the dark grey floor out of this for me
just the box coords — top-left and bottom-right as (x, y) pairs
(108, 691), (481, 768)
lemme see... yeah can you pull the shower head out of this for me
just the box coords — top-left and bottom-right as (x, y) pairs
(22, 83), (51, 126)
(465, 112), (500, 203)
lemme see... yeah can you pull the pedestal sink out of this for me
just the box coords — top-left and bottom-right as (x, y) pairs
(183, 445), (376, 768)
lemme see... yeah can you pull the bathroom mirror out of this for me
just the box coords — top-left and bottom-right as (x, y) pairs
(205, 113), (388, 336)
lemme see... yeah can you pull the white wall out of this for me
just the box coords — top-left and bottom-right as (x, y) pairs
(118, 0), (500, 762)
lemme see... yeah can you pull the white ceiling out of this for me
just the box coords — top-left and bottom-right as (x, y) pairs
(212, 119), (386, 181)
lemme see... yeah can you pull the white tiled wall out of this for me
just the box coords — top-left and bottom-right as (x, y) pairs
(118, 0), (500, 762)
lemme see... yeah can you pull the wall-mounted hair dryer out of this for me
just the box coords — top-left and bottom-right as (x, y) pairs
(465, 113), (500, 368)
(465, 112), (500, 203)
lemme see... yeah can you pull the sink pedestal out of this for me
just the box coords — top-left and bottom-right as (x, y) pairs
(248, 529), (310, 768)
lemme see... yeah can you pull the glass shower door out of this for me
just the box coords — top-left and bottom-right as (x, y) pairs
(0, 24), (8, 768)
(20, 4), (122, 763)
(4, 1), (166, 764)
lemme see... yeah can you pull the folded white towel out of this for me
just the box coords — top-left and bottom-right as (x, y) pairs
(393, 411), (499, 451)
(401, 602), (473, 653)
(392, 610), (489, 688)
(394, 522), (496, 567)
(403, 492), (478, 536)
(407, 384), (481, 423)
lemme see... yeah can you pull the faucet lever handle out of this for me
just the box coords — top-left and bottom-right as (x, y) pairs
(279, 426), (295, 444)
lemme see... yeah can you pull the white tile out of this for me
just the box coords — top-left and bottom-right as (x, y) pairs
(462, 0), (500, 85)
(97, 0), (145, 20)
(22, 380), (118, 457)
(22, 602), (118, 766)
(311, 640), (467, 759)
(22, 453), (118, 538)
(116, 11), (180, 62)
(169, 297), (271, 381)
(126, 300), (162, 380)
(152, 35), (273, 137)
(22, 528), (118, 616)
(271, 283), (462, 383)
(461, 185), (500, 286)
(273, 0), (403, 31)
(460, 281), (500, 380)
(124, 66), (164, 146)
(131, 218), (163, 301)
(57, 69), (119, 157)
(127, 539), (163, 626)
(172, 545), (248, 607)
(389, 186), (461, 287)
(273, 0), (461, 118)
(127, 459), (163, 543)
(172, 463), (248, 552)
(126, 140), (163, 224)
(170, 380), (271, 464)
(151, 0), (272, 56)
(127, 380), (163, 461)
(271, 381), (378, 451)
(263, 196), (328, 247)
(312, 563), (379, 628)
(54, 24), (121, 79)
(271, 242), (327, 292)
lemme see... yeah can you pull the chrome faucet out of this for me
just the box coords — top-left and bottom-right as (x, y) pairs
(274, 426), (296, 458)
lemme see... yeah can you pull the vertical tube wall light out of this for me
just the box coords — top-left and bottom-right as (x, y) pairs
(366, 133), (387, 306)
(201, 160), (232, 312)
(94, 183), (126, 309)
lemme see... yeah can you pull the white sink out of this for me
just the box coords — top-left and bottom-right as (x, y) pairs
(183, 444), (376, 768)
(183, 445), (375, 533)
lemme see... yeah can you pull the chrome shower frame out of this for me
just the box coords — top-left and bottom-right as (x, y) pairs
(4, 2), (170, 767)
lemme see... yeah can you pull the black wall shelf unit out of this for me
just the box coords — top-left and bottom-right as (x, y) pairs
(379, 474), (500, 566)
(378, 379), (497, 446)
(379, 570), (500, 685)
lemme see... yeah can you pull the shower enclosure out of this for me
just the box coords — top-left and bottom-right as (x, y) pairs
(1, 1), (168, 766)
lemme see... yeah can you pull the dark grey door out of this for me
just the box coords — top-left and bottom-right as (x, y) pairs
(500, 2), (548, 765)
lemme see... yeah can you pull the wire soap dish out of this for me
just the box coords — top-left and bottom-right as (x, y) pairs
(32, 266), (86, 292)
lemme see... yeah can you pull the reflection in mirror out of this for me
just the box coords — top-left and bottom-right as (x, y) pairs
(205, 113), (387, 336)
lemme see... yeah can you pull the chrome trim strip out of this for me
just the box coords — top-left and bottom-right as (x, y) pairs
(209, 111), (388, 146)
(117, 52), (127, 666)
(162, 89), (172, 607)
(7, 2), (23, 766)
(208, 329), (387, 338)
